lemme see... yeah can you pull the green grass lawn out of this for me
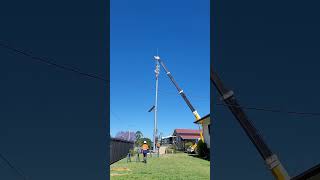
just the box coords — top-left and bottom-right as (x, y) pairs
(110, 152), (210, 180)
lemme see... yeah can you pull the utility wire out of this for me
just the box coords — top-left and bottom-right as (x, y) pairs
(154, 88), (320, 117)
(0, 152), (28, 180)
(154, 88), (320, 116)
(0, 41), (108, 84)
(155, 88), (320, 117)
(0, 41), (110, 180)
(110, 110), (123, 122)
(2, 41), (320, 117)
(216, 102), (320, 117)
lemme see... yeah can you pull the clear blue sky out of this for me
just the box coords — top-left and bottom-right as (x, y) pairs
(110, 0), (210, 139)
(213, 0), (320, 179)
(1, 0), (107, 179)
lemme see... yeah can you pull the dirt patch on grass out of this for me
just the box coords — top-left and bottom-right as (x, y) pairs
(111, 167), (132, 171)
(110, 173), (129, 177)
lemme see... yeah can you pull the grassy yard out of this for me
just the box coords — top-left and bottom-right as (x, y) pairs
(110, 152), (210, 180)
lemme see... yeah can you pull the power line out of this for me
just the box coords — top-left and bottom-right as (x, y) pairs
(0, 41), (109, 180)
(216, 102), (320, 117)
(3, 41), (320, 117)
(154, 88), (320, 117)
(110, 110), (123, 122)
(0, 41), (108, 84)
(156, 87), (320, 117)
(0, 152), (28, 180)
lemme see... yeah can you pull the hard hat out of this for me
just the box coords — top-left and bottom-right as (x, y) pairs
(143, 141), (147, 144)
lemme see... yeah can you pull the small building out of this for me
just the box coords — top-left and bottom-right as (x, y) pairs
(194, 114), (211, 149)
(173, 129), (201, 151)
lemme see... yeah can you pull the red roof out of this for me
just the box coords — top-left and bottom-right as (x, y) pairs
(180, 135), (200, 140)
(174, 129), (201, 135)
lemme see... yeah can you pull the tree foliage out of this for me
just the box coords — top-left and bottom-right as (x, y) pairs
(185, 142), (193, 148)
(135, 131), (143, 141)
(135, 131), (143, 146)
(196, 139), (209, 159)
(136, 137), (152, 148)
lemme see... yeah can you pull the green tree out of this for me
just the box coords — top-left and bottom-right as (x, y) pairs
(135, 131), (143, 141)
(135, 131), (143, 146)
(196, 139), (209, 159)
(137, 137), (152, 148)
(185, 142), (193, 148)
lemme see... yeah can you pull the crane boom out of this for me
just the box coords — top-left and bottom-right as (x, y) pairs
(154, 56), (204, 141)
(211, 69), (290, 180)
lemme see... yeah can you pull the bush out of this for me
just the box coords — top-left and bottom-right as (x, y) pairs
(185, 142), (193, 149)
(166, 148), (175, 154)
(196, 140), (209, 158)
(165, 145), (177, 154)
(129, 149), (137, 156)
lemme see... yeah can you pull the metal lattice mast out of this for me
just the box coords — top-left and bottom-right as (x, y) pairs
(153, 59), (160, 151)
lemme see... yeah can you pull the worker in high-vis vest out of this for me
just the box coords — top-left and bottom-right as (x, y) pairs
(141, 141), (149, 163)
(156, 142), (160, 157)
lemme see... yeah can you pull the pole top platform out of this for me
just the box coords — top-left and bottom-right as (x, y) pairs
(154, 55), (160, 60)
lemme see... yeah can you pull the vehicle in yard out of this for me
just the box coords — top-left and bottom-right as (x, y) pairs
(186, 145), (195, 154)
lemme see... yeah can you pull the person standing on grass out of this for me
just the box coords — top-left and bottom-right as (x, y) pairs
(141, 141), (149, 163)
(136, 147), (140, 162)
(127, 152), (131, 163)
(157, 142), (160, 157)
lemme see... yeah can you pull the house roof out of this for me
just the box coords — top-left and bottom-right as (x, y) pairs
(292, 163), (320, 180)
(180, 134), (200, 140)
(174, 129), (201, 135)
(194, 114), (210, 124)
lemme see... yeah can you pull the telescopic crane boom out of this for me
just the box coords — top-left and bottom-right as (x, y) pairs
(154, 56), (204, 141)
(211, 69), (290, 180)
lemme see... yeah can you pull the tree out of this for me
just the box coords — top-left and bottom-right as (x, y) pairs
(136, 137), (152, 148)
(195, 139), (209, 159)
(135, 131), (143, 146)
(135, 131), (143, 141)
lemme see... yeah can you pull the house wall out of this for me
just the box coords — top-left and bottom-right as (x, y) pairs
(175, 136), (184, 150)
(175, 136), (198, 151)
(161, 137), (172, 145)
(201, 118), (211, 149)
(203, 124), (210, 148)
(173, 130), (202, 151)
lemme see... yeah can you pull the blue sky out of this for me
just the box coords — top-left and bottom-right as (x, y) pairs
(110, 0), (210, 139)
(213, 0), (320, 179)
(0, 0), (107, 178)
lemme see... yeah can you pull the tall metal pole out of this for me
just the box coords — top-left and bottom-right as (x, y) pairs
(154, 59), (160, 152)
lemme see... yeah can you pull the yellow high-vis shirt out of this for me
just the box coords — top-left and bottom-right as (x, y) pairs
(142, 144), (149, 150)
